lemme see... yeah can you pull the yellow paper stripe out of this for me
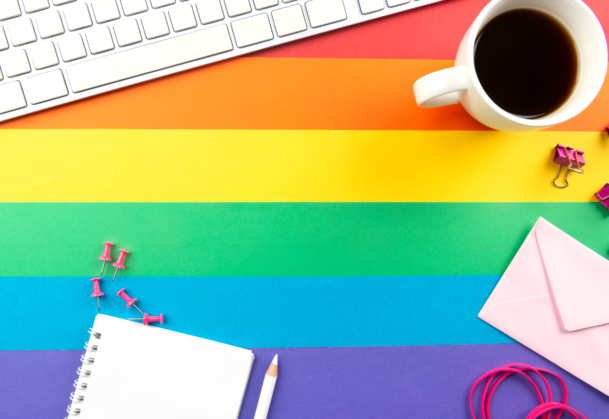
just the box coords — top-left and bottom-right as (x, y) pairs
(1, 130), (606, 202)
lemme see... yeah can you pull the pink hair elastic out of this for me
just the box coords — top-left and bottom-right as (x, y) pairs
(470, 364), (586, 419)
(527, 403), (587, 419)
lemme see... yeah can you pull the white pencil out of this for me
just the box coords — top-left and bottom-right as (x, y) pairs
(253, 355), (278, 419)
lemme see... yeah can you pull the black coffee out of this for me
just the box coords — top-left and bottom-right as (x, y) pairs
(474, 9), (578, 119)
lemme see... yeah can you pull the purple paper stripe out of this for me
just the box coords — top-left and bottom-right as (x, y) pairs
(1, 344), (607, 419)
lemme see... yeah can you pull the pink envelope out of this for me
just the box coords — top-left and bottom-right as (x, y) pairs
(479, 217), (609, 396)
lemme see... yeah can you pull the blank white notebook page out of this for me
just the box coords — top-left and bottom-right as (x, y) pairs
(75, 314), (254, 419)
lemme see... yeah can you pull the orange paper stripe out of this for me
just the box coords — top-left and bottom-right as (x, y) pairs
(2, 58), (607, 131)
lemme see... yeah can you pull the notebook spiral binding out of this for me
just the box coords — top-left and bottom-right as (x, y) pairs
(65, 328), (103, 418)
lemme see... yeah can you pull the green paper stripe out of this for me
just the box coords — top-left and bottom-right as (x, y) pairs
(0, 203), (606, 277)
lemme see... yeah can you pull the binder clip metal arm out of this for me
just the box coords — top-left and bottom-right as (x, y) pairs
(552, 144), (585, 188)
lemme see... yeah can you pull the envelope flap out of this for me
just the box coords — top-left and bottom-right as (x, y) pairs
(535, 218), (609, 331)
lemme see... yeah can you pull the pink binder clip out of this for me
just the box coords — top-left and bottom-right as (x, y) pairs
(552, 144), (585, 188)
(116, 288), (143, 314)
(129, 313), (164, 326)
(595, 184), (609, 211)
(111, 249), (129, 283)
(90, 278), (104, 312)
(98, 242), (113, 276)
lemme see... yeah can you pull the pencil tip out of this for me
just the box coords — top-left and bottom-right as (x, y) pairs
(272, 354), (278, 365)
(266, 355), (279, 377)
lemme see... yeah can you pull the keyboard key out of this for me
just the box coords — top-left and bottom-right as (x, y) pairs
(283, 0), (296, 3)
(387, 0), (409, 6)
(358, 0), (383, 14)
(114, 18), (141, 46)
(0, 0), (22, 21)
(151, 0), (175, 9)
(141, 12), (169, 39)
(30, 40), (59, 68)
(8, 18), (37, 45)
(23, 69), (69, 104)
(231, 13), (272, 48)
(23, 0), (50, 13)
(64, 3), (93, 30)
(3, 49), (31, 76)
(169, 5), (196, 32)
(86, 26), (114, 53)
(36, 10), (65, 38)
(68, 24), (233, 92)
(0, 66), (3, 80)
(305, 0), (346, 28)
(0, 27), (8, 50)
(58, 34), (87, 61)
(224, 0), (250, 18)
(196, 0), (223, 24)
(253, 0), (277, 11)
(272, 4), (305, 37)
(0, 82), (27, 114)
(91, 0), (121, 23)
(120, 0), (148, 16)
(54, 0), (76, 5)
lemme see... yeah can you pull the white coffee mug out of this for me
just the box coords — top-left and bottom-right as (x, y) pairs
(413, 0), (608, 132)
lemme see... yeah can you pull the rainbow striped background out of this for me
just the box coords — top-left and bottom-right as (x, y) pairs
(1, 0), (609, 417)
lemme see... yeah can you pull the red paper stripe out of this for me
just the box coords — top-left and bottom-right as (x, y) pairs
(251, 0), (609, 60)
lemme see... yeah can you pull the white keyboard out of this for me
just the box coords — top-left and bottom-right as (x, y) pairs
(0, 0), (444, 122)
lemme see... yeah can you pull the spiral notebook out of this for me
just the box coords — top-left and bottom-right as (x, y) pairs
(68, 314), (255, 419)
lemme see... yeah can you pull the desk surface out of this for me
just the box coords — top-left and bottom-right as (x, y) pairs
(1, 0), (609, 417)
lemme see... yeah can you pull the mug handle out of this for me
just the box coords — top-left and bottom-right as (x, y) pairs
(413, 66), (470, 108)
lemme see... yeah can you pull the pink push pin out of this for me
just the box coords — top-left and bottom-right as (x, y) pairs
(116, 288), (143, 314)
(98, 242), (113, 276)
(129, 313), (164, 326)
(111, 249), (130, 283)
(90, 278), (104, 312)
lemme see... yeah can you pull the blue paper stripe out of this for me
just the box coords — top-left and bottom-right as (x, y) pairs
(0, 275), (510, 350)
